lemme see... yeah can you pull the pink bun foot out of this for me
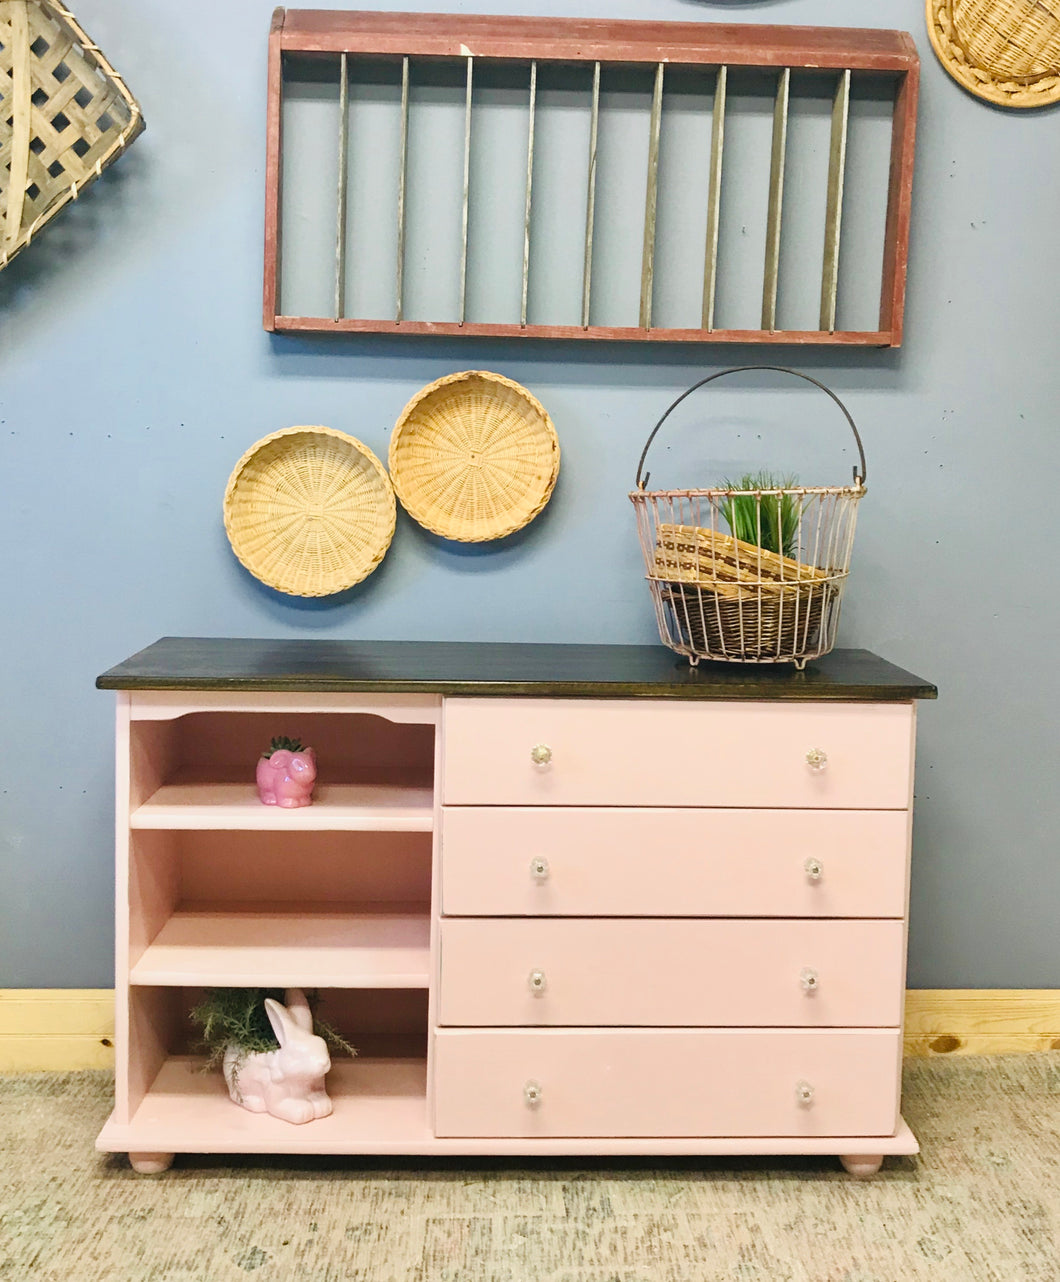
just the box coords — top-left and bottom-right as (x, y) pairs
(129, 1151), (174, 1174)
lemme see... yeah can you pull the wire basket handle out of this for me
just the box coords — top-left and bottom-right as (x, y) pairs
(634, 365), (867, 490)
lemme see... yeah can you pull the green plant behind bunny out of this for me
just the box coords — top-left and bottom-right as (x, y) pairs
(190, 987), (355, 1071)
(719, 471), (802, 558)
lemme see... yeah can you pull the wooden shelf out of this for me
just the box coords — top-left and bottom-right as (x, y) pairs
(131, 778), (434, 831)
(129, 907), (431, 987)
(97, 1057), (432, 1154)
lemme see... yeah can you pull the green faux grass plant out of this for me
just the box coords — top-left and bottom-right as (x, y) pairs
(190, 987), (356, 1070)
(720, 471), (802, 558)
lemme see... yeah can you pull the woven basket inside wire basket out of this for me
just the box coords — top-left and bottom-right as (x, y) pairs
(389, 370), (560, 542)
(653, 524), (841, 660)
(224, 426), (396, 597)
(1, 0), (144, 271)
(662, 582), (838, 658)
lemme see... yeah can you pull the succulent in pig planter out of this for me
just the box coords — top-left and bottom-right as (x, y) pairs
(256, 735), (317, 807)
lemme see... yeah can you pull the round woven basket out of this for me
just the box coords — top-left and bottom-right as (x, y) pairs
(389, 371), (560, 542)
(224, 426), (396, 596)
(927, 0), (1060, 107)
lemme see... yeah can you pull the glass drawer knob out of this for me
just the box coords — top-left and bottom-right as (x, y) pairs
(524, 1080), (543, 1108)
(800, 967), (820, 993)
(795, 1080), (815, 1107)
(528, 968), (547, 995)
(805, 748), (828, 772)
(530, 856), (550, 882)
(530, 744), (553, 767)
(804, 857), (823, 882)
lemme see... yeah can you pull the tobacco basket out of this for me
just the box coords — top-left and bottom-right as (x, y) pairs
(1, 0), (144, 271)
(630, 366), (867, 669)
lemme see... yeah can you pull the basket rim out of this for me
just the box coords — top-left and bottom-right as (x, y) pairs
(649, 572), (847, 592)
(223, 424), (396, 597)
(630, 483), (866, 499)
(926, 0), (1060, 107)
(389, 369), (560, 542)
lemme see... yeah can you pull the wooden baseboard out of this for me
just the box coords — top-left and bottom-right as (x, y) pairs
(0, 990), (115, 1070)
(904, 990), (1060, 1056)
(2, 990), (1058, 1070)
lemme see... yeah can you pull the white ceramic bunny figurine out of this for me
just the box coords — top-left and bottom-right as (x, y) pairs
(222, 988), (333, 1124)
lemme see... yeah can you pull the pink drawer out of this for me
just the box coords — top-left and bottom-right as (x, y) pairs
(433, 1028), (902, 1137)
(441, 807), (910, 917)
(442, 698), (914, 809)
(438, 919), (905, 1027)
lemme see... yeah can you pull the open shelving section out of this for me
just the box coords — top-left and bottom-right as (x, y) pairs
(98, 690), (441, 1169)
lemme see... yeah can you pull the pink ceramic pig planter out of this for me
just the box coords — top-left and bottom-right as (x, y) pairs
(256, 736), (317, 808)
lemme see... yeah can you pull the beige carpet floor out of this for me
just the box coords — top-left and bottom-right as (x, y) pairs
(2, 1055), (1059, 1281)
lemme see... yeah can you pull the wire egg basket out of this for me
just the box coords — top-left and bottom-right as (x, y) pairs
(629, 366), (867, 670)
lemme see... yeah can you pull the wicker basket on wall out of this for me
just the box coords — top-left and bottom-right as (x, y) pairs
(927, 0), (1060, 107)
(224, 426), (396, 597)
(389, 371), (560, 542)
(1, 0), (144, 271)
(630, 367), (867, 670)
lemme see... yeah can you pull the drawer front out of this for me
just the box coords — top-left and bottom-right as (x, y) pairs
(433, 1028), (902, 1137)
(442, 698), (914, 809)
(441, 807), (910, 918)
(438, 919), (905, 1028)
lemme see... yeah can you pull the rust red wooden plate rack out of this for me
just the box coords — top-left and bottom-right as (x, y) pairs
(264, 9), (918, 346)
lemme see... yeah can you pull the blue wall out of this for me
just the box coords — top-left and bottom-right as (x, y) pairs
(2, 0), (1058, 988)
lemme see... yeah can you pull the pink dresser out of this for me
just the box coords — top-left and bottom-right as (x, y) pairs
(95, 640), (935, 1176)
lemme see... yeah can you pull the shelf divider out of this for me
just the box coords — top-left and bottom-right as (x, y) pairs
(521, 60), (537, 327)
(335, 51), (349, 320)
(396, 55), (409, 321)
(820, 69), (851, 332)
(702, 64), (727, 332)
(639, 62), (665, 330)
(762, 66), (790, 332)
(459, 54), (473, 324)
(581, 60), (600, 330)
